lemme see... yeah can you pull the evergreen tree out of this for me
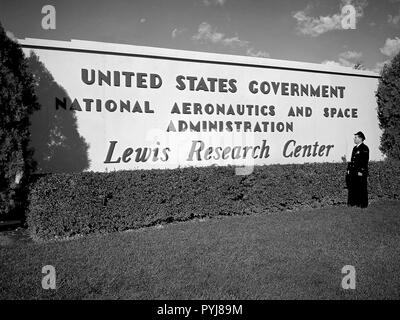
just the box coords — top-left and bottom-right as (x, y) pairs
(376, 52), (400, 161)
(0, 22), (39, 217)
(353, 61), (365, 70)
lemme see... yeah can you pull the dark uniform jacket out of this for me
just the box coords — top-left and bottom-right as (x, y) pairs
(347, 142), (369, 177)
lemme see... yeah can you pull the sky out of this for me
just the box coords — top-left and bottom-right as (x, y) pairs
(0, 0), (399, 73)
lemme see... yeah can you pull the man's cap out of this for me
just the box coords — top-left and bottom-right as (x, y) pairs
(354, 131), (366, 140)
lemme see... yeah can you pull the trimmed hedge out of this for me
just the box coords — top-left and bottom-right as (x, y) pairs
(27, 161), (400, 240)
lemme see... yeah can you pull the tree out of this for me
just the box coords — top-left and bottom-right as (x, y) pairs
(353, 61), (365, 70)
(376, 51), (400, 161)
(0, 22), (39, 217)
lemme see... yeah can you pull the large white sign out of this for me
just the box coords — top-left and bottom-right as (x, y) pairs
(20, 38), (383, 172)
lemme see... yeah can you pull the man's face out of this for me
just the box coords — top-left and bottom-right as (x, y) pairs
(354, 135), (362, 144)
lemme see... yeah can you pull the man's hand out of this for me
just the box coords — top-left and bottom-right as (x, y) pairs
(357, 172), (362, 176)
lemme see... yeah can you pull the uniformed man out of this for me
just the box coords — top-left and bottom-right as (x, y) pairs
(346, 131), (369, 208)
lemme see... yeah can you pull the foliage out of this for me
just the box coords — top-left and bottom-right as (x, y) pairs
(27, 161), (400, 240)
(376, 51), (400, 160)
(0, 22), (39, 217)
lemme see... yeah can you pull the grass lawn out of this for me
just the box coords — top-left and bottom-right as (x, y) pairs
(1, 200), (400, 299)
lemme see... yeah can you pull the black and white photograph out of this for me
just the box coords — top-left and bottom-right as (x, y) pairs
(0, 0), (399, 309)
